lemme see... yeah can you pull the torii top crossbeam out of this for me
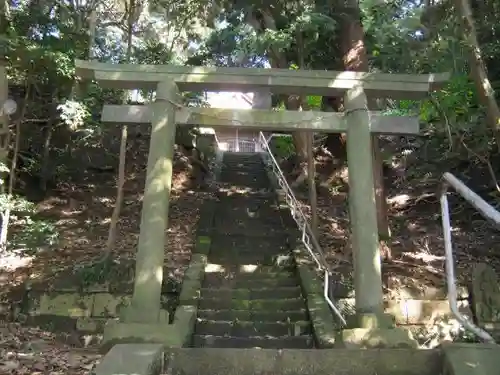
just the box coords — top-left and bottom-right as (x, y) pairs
(75, 60), (450, 99)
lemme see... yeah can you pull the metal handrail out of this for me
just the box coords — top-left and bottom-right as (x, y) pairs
(440, 172), (497, 344)
(258, 132), (346, 326)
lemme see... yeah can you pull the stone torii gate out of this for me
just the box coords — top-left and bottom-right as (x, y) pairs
(75, 59), (449, 343)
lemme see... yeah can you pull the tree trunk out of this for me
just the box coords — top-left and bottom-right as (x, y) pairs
(306, 132), (318, 237)
(0, 86), (28, 250)
(0, 0), (10, 189)
(39, 104), (57, 193)
(104, 0), (135, 258)
(105, 125), (128, 252)
(88, 9), (97, 60)
(455, 0), (500, 150)
(297, 28), (319, 236)
(337, 0), (391, 259)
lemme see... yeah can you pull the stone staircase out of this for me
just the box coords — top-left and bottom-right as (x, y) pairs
(192, 152), (314, 349)
(94, 151), (500, 375)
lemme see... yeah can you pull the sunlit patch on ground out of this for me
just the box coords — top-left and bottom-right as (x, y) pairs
(240, 264), (258, 273)
(0, 253), (33, 271)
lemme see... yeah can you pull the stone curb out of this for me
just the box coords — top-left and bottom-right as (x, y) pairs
(178, 253), (208, 306)
(168, 347), (442, 375)
(167, 165), (219, 346)
(295, 256), (337, 348)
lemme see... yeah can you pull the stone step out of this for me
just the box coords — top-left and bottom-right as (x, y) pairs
(202, 274), (298, 288)
(215, 189), (275, 200)
(203, 266), (296, 280)
(166, 347), (442, 375)
(222, 156), (263, 162)
(213, 209), (280, 219)
(207, 248), (290, 258)
(200, 286), (301, 300)
(204, 263), (295, 274)
(217, 180), (270, 189)
(195, 320), (311, 337)
(222, 158), (263, 163)
(222, 153), (263, 161)
(216, 193), (277, 205)
(220, 168), (265, 174)
(191, 335), (314, 349)
(219, 174), (269, 182)
(196, 309), (308, 323)
(212, 222), (285, 237)
(208, 234), (289, 253)
(206, 256), (279, 267)
(222, 154), (263, 160)
(220, 166), (266, 172)
(222, 167), (266, 174)
(198, 297), (305, 311)
(213, 212), (282, 225)
(218, 172), (268, 180)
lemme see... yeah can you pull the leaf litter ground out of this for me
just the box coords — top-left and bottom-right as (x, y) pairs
(0, 134), (211, 372)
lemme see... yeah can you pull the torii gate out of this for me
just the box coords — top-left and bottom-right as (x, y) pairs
(75, 60), (449, 340)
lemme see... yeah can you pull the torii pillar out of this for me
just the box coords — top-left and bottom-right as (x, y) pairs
(125, 80), (178, 323)
(344, 85), (385, 322)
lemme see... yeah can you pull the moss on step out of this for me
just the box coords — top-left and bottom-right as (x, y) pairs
(197, 309), (308, 323)
(200, 286), (301, 300)
(199, 297), (304, 311)
(192, 334), (313, 349)
(202, 275), (298, 288)
(196, 319), (312, 337)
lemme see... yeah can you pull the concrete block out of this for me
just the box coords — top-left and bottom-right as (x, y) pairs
(178, 280), (202, 305)
(183, 254), (207, 280)
(37, 293), (94, 317)
(442, 343), (500, 375)
(339, 327), (418, 349)
(77, 317), (109, 332)
(356, 313), (396, 329)
(101, 320), (174, 352)
(178, 252), (207, 305)
(102, 306), (196, 352)
(93, 343), (164, 375)
(92, 293), (130, 317)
